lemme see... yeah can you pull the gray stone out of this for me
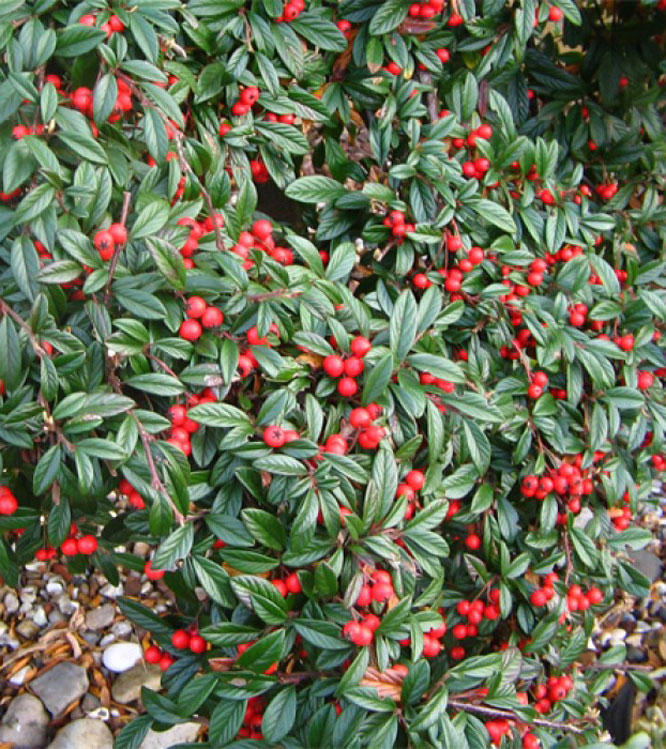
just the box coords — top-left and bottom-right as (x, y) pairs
(17, 619), (41, 639)
(4, 590), (19, 613)
(48, 718), (113, 749)
(85, 603), (116, 630)
(30, 662), (89, 716)
(111, 663), (162, 704)
(32, 607), (48, 627)
(627, 549), (662, 583)
(139, 722), (200, 749)
(100, 583), (123, 599)
(0, 693), (50, 748)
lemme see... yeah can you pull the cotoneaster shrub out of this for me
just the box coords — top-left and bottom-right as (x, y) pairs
(0, 0), (665, 746)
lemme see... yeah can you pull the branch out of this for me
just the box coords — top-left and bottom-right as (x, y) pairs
(103, 190), (132, 305)
(246, 288), (304, 303)
(447, 699), (588, 735)
(0, 298), (49, 358)
(133, 411), (185, 526)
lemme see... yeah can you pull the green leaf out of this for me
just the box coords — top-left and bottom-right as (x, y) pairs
(56, 25), (107, 56)
(285, 175), (347, 203)
(130, 200), (170, 240)
(125, 373), (184, 396)
(368, 0), (409, 35)
(33, 444), (61, 495)
(262, 686), (297, 742)
(390, 290), (418, 361)
(362, 352), (394, 405)
(152, 523), (194, 568)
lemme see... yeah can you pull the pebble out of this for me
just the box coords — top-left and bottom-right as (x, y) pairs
(20, 586), (37, 604)
(81, 631), (101, 647)
(102, 641), (143, 673)
(48, 718), (113, 749)
(9, 665), (30, 686)
(111, 620), (132, 638)
(16, 619), (40, 639)
(627, 645), (648, 663)
(0, 693), (50, 748)
(99, 634), (116, 647)
(138, 722), (200, 749)
(45, 579), (65, 596)
(4, 591), (19, 614)
(627, 549), (663, 583)
(85, 603), (116, 630)
(81, 693), (101, 713)
(100, 583), (124, 599)
(57, 594), (78, 615)
(30, 662), (90, 716)
(111, 663), (163, 704)
(32, 606), (48, 627)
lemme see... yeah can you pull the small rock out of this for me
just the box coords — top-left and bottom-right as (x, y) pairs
(31, 662), (89, 716)
(626, 646), (648, 663)
(112, 663), (162, 704)
(133, 542), (151, 557)
(103, 641), (143, 673)
(0, 693), (50, 748)
(628, 549), (663, 583)
(31, 606), (48, 627)
(4, 591), (19, 614)
(81, 693), (101, 713)
(57, 594), (78, 615)
(9, 665), (30, 686)
(573, 507), (594, 529)
(45, 579), (64, 596)
(19, 586), (37, 604)
(100, 583), (123, 599)
(0, 631), (20, 649)
(48, 610), (65, 626)
(139, 722), (200, 749)
(81, 631), (101, 647)
(16, 620), (40, 639)
(48, 718), (113, 749)
(111, 620), (132, 638)
(99, 634), (116, 647)
(85, 603), (116, 630)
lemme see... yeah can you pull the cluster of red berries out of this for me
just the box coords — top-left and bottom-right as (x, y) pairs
(566, 583), (604, 612)
(396, 469), (425, 520)
(322, 335), (372, 397)
(179, 296), (225, 341)
(0, 486), (18, 516)
(529, 572), (559, 607)
(71, 78), (132, 124)
(166, 389), (218, 455)
(275, 0), (305, 23)
(527, 370), (548, 399)
(408, 0), (444, 18)
(93, 222), (127, 261)
(521, 457), (597, 512)
(229, 219), (294, 270)
(231, 86), (260, 117)
(79, 12), (125, 36)
(143, 643), (175, 671)
(171, 627), (207, 653)
(117, 478), (146, 510)
(595, 182), (619, 201)
(348, 404), (386, 450)
(12, 124), (46, 139)
(396, 607), (446, 658)
(343, 572), (395, 646)
(59, 523), (98, 557)
(250, 158), (270, 183)
(609, 492), (633, 530)
(568, 302), (589, 327)
(612, 333), (635, 352)
(533, 673), (574, 713)
(271, 572), (302, 596)
(382, 210), (416, 242)
(175, 212), (225, 267)
(236, 697), (265, 740)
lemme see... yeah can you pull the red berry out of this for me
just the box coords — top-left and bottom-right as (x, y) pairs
(350, 336), (372, 357)
(464, 533), (481, 550)
(159, 654), (174, 671)
(171, 629), (191, 649)
(323, 355), (345, 378)
(343, 357), (364, 377)
(638, 371), (654, 390)
(530, 589), (548, 607)
(144, 645), (162, 664)
(349, 407), (371, 428)
(371, 582), (393, 602)
(0, 492), (18, 515)
(145, 560), (165, 580)
(108, 223), (127, 245)
(179, 319), (202, 342)
(252, 219), (273, 239)
(186, 296), (207, 318)
(189, 634), (207, 653)
(61, 538), (79, 556)
(285, 572), (301, 594)
(405, 470), (425, 491)
(201, 307), (224, 328)
(337, 377), (358, 397)
(263, 425), (286, 448)
(77, 535), (98, 555)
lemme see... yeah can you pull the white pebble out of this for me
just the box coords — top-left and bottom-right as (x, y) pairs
(102, 641), (143, 673)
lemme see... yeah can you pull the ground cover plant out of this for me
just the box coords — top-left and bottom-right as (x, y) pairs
(0, 0), (665, 746)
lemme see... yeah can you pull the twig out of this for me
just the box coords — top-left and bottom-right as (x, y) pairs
(0, 299), (49, 358)
(447, 699), (587, 735)
(103, 190), (132, 305)
(246, 288), (304, 303)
